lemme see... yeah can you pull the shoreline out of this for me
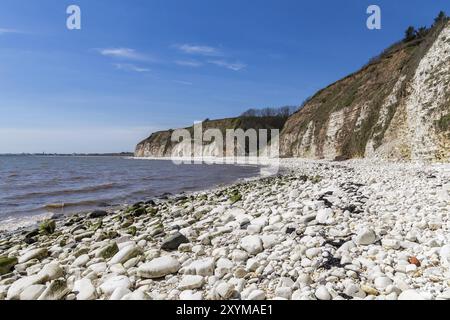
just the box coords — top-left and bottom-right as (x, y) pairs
(0, 159), (449, 300)
(0, 157), (267, 235)
(0, 160), (267, 235)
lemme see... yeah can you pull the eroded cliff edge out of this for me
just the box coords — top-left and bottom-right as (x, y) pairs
(280, 21), (450, 161)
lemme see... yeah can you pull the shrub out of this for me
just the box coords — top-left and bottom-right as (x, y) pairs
(436, 114), (450, 132)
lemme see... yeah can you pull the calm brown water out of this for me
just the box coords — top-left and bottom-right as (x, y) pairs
(0, 156), (260, 223)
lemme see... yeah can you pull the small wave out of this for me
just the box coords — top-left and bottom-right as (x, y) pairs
(71, 175), (90, 181)
(0, 212), (53, 233)
(5, 178), (63, 191)
(124, 188), (156, 199)
(43, 198), (112, 210)
(44, 203), (66, 209)
(3, 182), (122, 201)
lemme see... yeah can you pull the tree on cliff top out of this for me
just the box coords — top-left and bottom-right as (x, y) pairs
(415, 26), (429, 39)
(240, 106), (297, 118)
(434, 11), (447, 25)
(404, 26), (416, 42)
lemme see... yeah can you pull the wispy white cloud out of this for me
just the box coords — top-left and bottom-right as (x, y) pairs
(174, 44), (221, 56)
(173, 44), (247, 71)
(175, 60), (203, 67)
(114, 63), (151, 73)
(173, 80), (193, 86)
(98, 48), (150, 61)
(208, 60), (247, 71)
(0, 28), (21, 35)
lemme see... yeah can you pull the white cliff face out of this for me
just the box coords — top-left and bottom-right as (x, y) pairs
(322, 109), (345, 160)
(281, 22), (449, 162)
(137, 117), (287, 159)
(170, 140), (226, 158)
(379, 76), (406, 124)
(284, 121), (317, 158)
(368, 23), (450, 161)
(136, 141), (168, 157)
(405, 24), (450, 161)
(355, 102), (371, 128)
(297, 121), (317, 158)
(365, 76), (406, 159)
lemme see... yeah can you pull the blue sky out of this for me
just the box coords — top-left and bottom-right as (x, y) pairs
(0, 0), (448, 153)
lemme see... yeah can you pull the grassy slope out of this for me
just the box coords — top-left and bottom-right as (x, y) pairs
(280, 21), (448, 159)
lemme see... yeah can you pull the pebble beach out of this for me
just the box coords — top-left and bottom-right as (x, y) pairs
(0, 159), (449, 301)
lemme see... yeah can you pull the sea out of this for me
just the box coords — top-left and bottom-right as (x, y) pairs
(0, 156), (261, 231)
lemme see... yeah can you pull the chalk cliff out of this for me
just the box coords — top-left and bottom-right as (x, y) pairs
(280, 20), (450, 161)
(135, 117), (286, 157)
